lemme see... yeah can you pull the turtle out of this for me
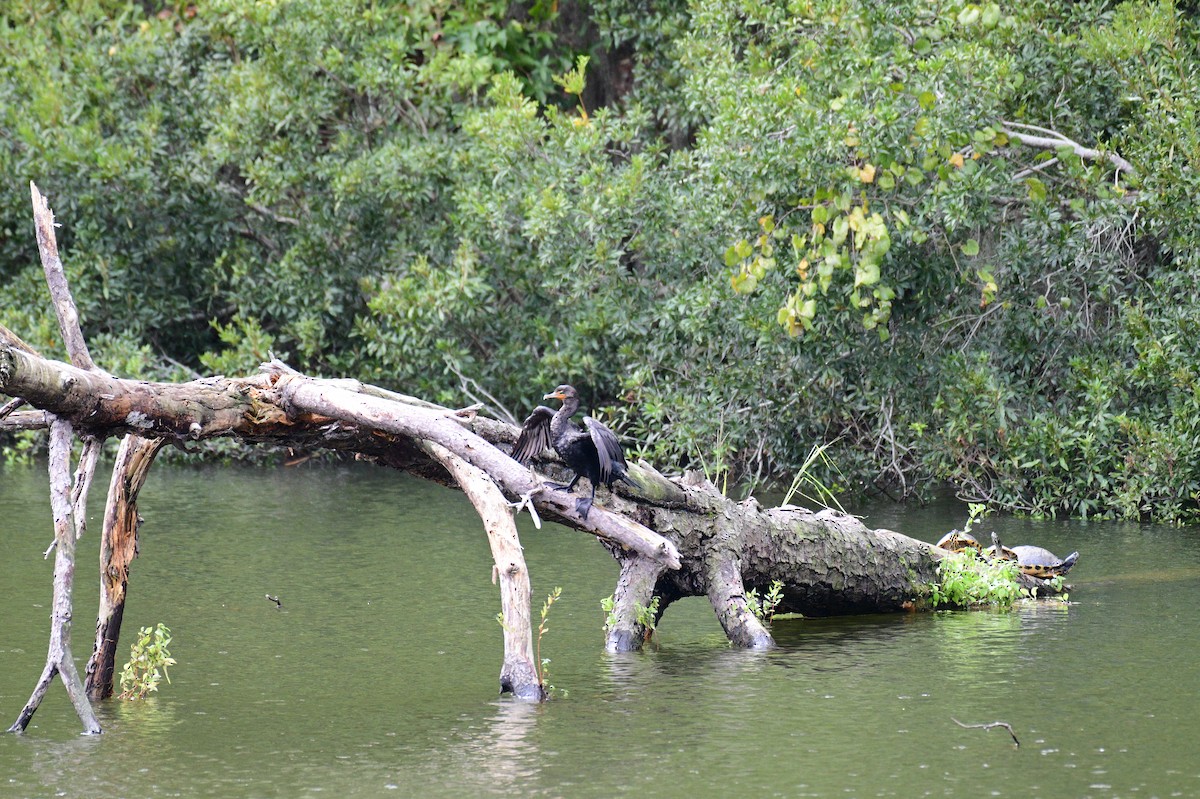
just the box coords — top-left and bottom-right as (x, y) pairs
(935, 529), (983, 553)
(983, 532), (1017, 562)
(1010, 545), (1079, 579)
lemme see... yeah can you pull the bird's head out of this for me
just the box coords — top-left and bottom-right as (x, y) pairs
(544, 384), (578, 402)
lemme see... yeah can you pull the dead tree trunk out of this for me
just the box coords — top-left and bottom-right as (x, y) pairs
(594, 468), (945, 649)
(422, 441), (543, 700)
(1, 342), (967, 651)
(85, 434), (165, 701)
(7, 419), (101, 734)
(7, 184), (105, 734)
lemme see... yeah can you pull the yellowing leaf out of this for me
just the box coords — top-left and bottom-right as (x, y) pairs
(832, 215), (850, 246)
(949, 152), (965, 168)
(858, 163), (877, 183)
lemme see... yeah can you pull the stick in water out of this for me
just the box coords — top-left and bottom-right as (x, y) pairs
(951, 717), (1020, 747)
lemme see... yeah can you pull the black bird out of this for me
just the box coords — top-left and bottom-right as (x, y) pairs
(510, 384), (633, 519)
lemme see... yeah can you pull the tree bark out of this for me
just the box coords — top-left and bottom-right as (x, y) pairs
(31, 182), (98, 373)
(8, 184), (104, 734)
(265, 363), (683, 569)
(422, 441), (543, 699)
(596, 473), (947, 650)
(8, 419), (102, 734)
(85, 434), (166, 701)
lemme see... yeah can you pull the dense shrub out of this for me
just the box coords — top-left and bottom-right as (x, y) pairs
(3, 0), (1200, 521)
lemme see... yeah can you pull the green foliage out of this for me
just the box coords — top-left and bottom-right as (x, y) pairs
(199, 315), (278, 376)
(928, 551), (1023, 609)
(746, 580), (785, 623)
(600, 594), (617, 631)
(118, 623), (176, 700)
(5, 0), (1200, 522)
(0, 0), (573, 384)
(634, 595), (660, 641)
(962, 503), (990, 537)
(600, 593), (660, 641)
(536, 586), (561, 692)
(782, 442), (844, 511)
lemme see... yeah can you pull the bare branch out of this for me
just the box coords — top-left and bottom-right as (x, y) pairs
(70, 438), (103, 540)
(9, 418), (101, 734)
(85, 434), (166, 701)
(0, 396), (26, 420)
(952, 717), (1021, 747)
(1000, 121), (1135, 176)
(0, 409), (51, 431)
(446, 357), (519, 426)
(422, 440), (543, 699)
(30, 183), (100, 373)
(247, 201), (300, 226)
(1011, 156), (1059, 182)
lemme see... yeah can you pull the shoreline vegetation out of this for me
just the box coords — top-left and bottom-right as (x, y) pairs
(3, 0), (1199, 522)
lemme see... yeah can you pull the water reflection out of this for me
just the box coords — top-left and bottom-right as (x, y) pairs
(930, 608), (1024, 685)
(454, 701), (544, 790)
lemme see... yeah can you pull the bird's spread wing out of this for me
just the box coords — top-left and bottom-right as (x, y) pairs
(510, 406), (556, 465)
(583, 416), (627, 484)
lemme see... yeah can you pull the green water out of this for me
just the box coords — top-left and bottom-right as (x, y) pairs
(1, 462), (1198, 798)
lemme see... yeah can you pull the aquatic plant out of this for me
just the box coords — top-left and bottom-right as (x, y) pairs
(746, 580), (786, 622)
(536, 587), (562, 692)
(601, 593), (661, 642)
(118, 623), (176, 700)
(634, 596), (661, 641)
(928, 552), (1023, 609)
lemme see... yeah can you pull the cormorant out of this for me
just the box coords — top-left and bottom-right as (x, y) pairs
(510, 384), (633, 519)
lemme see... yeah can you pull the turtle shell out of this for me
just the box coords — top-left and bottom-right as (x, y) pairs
(936, 529), (983, 553)
(983, 532), (1017, 562)
(1010, 545), (1079, 578)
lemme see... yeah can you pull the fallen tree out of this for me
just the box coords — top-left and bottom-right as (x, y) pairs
(2, 185), (1062, 734)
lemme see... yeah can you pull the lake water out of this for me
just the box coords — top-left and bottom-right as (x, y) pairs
(1, 461), (1197, 798)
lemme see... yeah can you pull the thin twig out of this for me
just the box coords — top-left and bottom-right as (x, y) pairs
(1011, 156), (1059, 182)
(445, 358), (518, 425)
(952, 716), (1021, 747)
(31, 183), (100, 373)
(506, 488), (544, 529)
(70, 438), (103, 540)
